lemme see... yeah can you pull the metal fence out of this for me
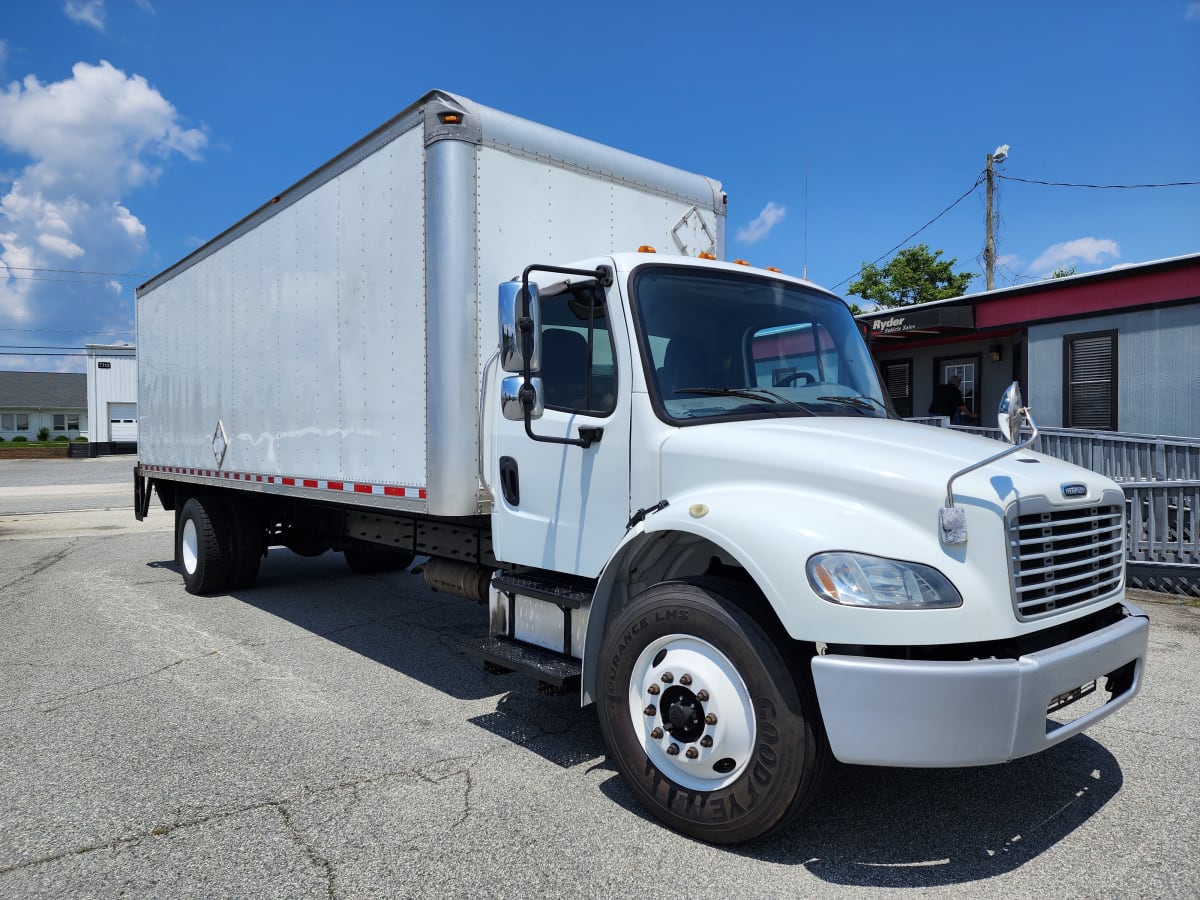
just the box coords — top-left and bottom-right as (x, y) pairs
(908, 417), (1200, 596)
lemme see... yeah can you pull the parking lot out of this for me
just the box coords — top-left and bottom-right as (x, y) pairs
(1, 456), (1198, 898)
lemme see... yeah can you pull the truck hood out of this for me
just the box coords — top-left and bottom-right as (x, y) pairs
(658, 416), (1114, 513)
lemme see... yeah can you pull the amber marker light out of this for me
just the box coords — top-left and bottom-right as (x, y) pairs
(698, 252), (717, 260)
(638, 245), (657, 253)
(439, 113), (463, 124)
(733, 259), (750, 266)
(766, 266), (782, 272)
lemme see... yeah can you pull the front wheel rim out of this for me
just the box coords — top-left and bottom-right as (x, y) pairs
(628, 634), (756, 792)
(181, 517), (199, 575)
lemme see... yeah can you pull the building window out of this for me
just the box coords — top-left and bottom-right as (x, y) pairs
(881, 360), (913, 418)
(53, 414), (66, 431)
(1, 413), (11, 431)
(68, 414), (80, 431)
(16, 413), (29, 431)
(1064, 330), (1117, 430)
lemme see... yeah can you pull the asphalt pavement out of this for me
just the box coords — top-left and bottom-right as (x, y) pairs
(1, 457), (1198, 898)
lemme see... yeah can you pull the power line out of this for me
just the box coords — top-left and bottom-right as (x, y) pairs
(2, 265), (146, 277)
(0, 327), (133, 334)
(0, 344), (93, 350)
(5, 274), (132, 283)
(0, 350), (87, 357)
(834, 172), (986, 290)
(996, 174), (1200, 189)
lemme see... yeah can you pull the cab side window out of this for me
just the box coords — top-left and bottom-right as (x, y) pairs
(539, 285), (617, 415)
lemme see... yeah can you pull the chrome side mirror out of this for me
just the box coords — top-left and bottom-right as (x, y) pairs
(501, 375), (543, 421)
(997, 381), (1025, 444)
(498, 281), (540, 373)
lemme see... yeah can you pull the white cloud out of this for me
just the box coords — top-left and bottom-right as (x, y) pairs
(0, 60), (204, 368)
(1187, 2), (1200, 21)
(736, 201), (786, 244)
(1030, 237), (1120, 273)
(64, 0), (106, 31)
(37, 233), (85, 258)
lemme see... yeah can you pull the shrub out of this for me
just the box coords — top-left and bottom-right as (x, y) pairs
(73, 437), (88, 442)
(53, 435), (70, 442)
(37, 426), (50, 441)
(12, 435), (28, 442)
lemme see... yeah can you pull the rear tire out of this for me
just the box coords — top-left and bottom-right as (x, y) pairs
(177, 496), (233, 595)
(227, 502), (263, 589)
(596, 577), (828, 844)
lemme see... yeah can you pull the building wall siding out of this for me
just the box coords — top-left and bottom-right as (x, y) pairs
(1028, 302), (1200, 437)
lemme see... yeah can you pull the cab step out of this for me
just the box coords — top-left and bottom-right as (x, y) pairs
(460, 635), (581, 689)
(491, 572), (594, 609)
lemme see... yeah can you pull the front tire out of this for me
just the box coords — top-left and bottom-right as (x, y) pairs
(176, 496), (233, 595)
(597, 577), (828, 844)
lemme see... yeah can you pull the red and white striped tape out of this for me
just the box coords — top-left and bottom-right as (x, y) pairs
(140, 464), (427, 500)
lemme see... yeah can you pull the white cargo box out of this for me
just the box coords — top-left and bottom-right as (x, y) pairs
(137, 90), (724, 517)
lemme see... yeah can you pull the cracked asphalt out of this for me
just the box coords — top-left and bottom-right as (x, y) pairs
(1, 457), (1199, 898)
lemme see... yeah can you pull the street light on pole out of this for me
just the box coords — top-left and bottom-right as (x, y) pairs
(984, 144), (1009, 291)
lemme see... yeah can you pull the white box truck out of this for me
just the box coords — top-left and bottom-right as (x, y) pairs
(135, 89), (1148, 844)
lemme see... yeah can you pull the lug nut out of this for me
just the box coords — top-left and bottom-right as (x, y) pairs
(700, 736), (713, 748)
(696, 689), (709, 702)
(662, 722), (674, 733)
(647, 684), (660, 696)
(680, 673), (693, 686)
(660, 672), (674, 684)
(686, 747), (699, 759)
(705, 713), (718, 725)
(643, 705), (657, 717)
(651, 727), (664, 739)
(666, 744), (680, 756)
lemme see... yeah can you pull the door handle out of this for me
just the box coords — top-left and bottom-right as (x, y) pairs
(499, 456), (520, 506)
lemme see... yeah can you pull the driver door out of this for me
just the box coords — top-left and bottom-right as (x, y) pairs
(489, 273), (632, 578)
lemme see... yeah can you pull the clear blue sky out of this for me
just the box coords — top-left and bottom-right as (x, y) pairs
(2, 1), (1198, 372)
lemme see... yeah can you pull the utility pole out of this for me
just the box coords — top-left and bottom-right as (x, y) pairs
(984, 144), (1008, 292)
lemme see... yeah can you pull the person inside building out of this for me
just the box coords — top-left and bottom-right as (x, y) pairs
(929, 374), (977, 424)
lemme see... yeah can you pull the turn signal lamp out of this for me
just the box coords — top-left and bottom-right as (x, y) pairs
(733, 259), (750, 266)
(698, 252), (717, 260)
(638, 245), (657, 253)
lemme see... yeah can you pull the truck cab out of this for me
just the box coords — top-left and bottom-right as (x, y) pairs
(484, 250), (1147, 844)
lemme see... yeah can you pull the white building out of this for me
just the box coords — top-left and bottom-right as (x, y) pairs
(86, 343), (138, 454)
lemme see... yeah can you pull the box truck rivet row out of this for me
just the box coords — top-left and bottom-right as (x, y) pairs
(135, 90), (1148, 844)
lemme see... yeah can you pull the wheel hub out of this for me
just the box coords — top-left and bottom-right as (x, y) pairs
(661, 686), (704, 743)
(630, 635), (756, 792)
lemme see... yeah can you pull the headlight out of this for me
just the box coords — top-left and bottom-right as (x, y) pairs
(807, 552), (962, 609)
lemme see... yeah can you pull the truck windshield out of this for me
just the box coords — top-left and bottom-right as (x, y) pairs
(630, 265), (889, 424)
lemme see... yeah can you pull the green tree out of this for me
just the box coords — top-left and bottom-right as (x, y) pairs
(847, 244), (977, 308)
(1051, 266), (1077, 279)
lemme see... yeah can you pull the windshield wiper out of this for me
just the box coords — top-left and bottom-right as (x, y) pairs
(675, 387), (816, 416)
(817, 394), (890, 414)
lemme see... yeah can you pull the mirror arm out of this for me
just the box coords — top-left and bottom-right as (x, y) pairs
(944, 409), (1039, 508)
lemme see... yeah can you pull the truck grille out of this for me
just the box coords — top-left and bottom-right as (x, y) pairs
(1008, 503), (1124, 619)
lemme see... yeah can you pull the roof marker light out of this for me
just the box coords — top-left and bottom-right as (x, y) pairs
(698, 252), (717, 260)
(439, 113), (463, 124)
(733, 259), (750, 266)
(638, 245), (657, 253)
(766, 266), (781, 273)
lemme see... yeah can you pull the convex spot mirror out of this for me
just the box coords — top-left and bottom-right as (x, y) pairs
(501, 376), (544, 421)
(997, 381), (1025, 444)
(499, 281), (540, 373)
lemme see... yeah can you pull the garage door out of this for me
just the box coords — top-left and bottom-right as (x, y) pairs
(109, 402), (138, 442)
